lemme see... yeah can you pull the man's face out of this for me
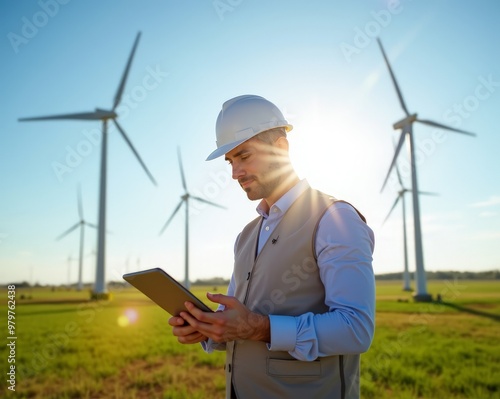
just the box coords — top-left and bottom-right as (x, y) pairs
(225, 138), (287, 201)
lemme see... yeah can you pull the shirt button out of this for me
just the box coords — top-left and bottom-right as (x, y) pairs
(265, 226), (270, 231)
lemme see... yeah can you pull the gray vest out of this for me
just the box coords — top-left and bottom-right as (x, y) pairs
(224, 188), (364, 399)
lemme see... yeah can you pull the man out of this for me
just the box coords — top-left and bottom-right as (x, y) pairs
(169, 95), (375, 399)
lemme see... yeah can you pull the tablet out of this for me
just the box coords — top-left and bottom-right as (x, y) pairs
(123, 267), (213, 316)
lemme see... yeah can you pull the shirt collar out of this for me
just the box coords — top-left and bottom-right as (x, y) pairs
(256, 179), (310, 218)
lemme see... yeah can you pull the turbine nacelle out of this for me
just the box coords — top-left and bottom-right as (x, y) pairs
(95, 108), (117, 120)
(393, 113), (417, 130)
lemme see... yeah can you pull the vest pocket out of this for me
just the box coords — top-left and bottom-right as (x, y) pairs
(266, 358), (321, 377)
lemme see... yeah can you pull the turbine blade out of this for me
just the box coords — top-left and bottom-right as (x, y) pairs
(395, 164), (404, 187)
(376, 38), (410, 116)
(177, 147), (187, 191)
(19, 110), (104, 122)
(382, 195), (401, 226)
(381, 129), (407, 192)
(77, 184), (83, 220)
(392, 138), (404, 187)
(56, 223), (80, 241)
(416, 119), (476, 137)
(418, 191), (439, 196)
(159, 200), (184, 235)
(85, 222), (99, 229)
(191, 195), (226, 210)
(113, 120), (157, 186)
(113, 32), (141, 110)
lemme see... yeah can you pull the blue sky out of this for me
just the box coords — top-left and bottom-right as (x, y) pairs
(1, 0), (499, 287)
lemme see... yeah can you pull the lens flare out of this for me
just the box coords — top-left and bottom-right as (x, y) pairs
(117, 308), (139, 327)
(125, 308), (138, 322)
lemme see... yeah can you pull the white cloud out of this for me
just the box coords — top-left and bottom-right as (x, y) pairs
(470, 195), (500, 208)
(479, 211), (498, 218)
(469, 230), (500, 241)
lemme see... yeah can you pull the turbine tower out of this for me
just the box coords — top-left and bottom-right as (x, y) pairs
(159, 148), (225, 289)
(377, 37), (476, 302)
(56, 185), (97, 291)
(66, 254), (76, 288)
(19, 32), (156, 298)
(382, 165), (437, 292)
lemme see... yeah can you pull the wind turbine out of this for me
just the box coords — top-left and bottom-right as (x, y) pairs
(19, 32), (156, 298)
(66, 254), (76, 289)
(56, 186), (97, 291)
(159, 148), (226, 289)
(377, 37), (476, 301)
(382, 164), (438, 292)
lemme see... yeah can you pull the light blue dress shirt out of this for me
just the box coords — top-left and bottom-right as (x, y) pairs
(204, 179), (375, 361)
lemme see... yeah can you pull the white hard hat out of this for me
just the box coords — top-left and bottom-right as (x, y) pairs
(206, 95), (293, 160)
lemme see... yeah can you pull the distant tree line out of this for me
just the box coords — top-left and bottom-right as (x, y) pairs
(3, 270), (498, 288)
(192, 277), (230, 286)
(375, 270), (500, 280)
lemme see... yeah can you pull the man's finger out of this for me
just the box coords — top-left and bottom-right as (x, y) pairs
(206, 292), (236, 307)
(172, 323), (197, 336)
(168, 316), (186, 326)
(180, 309), (203, 327)
(178, 331), (206, 344)
(184, 302), (217, 323)
(180, 309), (223, 338)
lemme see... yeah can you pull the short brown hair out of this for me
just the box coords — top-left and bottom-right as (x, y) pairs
(253, 127), (287, 145)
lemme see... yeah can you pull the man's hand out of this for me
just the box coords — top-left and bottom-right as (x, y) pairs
(179, 292), (270, 344)
(168, 315), (208, 345)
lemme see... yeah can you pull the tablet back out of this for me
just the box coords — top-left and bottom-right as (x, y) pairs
(123, 267), (213, 316)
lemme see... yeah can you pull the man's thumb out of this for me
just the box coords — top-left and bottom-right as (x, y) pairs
(207, 292), (233, 307)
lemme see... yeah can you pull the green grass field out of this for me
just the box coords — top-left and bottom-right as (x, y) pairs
(1, 280), (499, 398)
